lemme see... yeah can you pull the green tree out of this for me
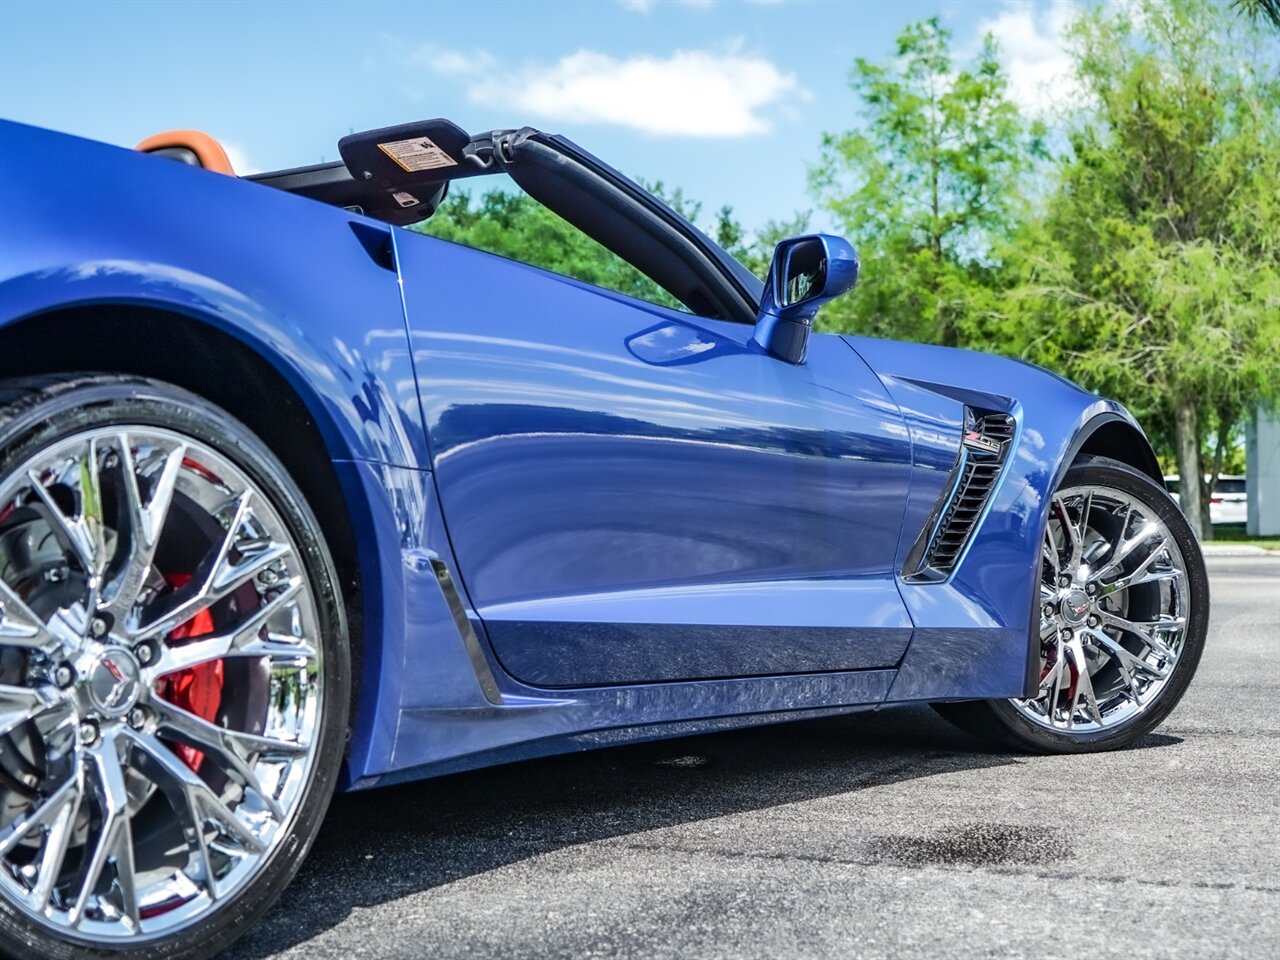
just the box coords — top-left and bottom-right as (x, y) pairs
(416, 177), (792, 306)
(1007, 0), (1280, 539)
(810, 18), (1043, 347)
(734, 212), (813, 280)
(414, 185), (687, 311)
(1233, 0), (1280, 30)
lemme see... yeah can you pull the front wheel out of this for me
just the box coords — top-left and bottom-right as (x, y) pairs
(0, 375), (349, 960)
(935, 456), (1208, 753)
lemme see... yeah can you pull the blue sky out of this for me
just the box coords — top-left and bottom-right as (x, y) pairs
(0, 0), (1078, 234)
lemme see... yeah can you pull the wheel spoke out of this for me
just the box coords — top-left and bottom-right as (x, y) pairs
(1047, 645), (1067, 726)
(0, 770), (82, 859)
(1036, 653), (1065, 699)
(0, 578), (57, 649)
(1096, 537), (1176, 597)
(1078, 491), (1094, 561)
(0, 683), (54, 737)
(71, 735), (137, 929)
(1099, 611), (1183, 660)
(130, 491), (249, 638)
(1053, 496), (1084, 572)
(134, 492), (293, 641)
(24, 445), (108, 586)
(1105, 632), (1143, 702)
(29, 770), (83, 914)
(1093, 521), (1164, 582)
(1066, 641), (1102, 726)
(152, 700), (306, 821)
(151, 581), (309, 676)
(1042, 521), (1061, 582)
(99, 436), (186, 621)
(125, 728), (266, 856)
(24, 476), (94, 579)
(209, 542), (291, 598)
(1088, 627), (1170, 681)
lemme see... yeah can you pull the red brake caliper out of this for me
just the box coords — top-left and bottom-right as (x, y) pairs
(1041, 644), (1079, 712)
(155, 573), (224, 772)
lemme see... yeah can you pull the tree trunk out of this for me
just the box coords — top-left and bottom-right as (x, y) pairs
(1173, 400), (1206, 541)
(1199, 411), (1233, 542)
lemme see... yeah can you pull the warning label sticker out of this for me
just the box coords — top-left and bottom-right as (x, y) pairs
(377, 136), (458, 173)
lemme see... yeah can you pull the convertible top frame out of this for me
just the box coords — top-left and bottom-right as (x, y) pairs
(247, 119), (763, 323)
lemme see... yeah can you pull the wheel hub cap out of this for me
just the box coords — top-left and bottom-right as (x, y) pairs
(82, 648), (143, 717)
(1059, 587), (1091, 625)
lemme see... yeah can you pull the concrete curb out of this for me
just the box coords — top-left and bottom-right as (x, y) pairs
(1200, 543), (1277, 557)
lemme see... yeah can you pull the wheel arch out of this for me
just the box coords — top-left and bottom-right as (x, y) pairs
(1069, 415), (1163, 485)
(0, 302), (370, 724)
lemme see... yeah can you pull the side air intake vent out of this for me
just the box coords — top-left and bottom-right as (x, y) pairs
(905, 410), (1015, 582)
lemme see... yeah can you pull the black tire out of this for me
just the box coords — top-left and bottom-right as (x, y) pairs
(0, 374), (350, 960)
(934, 455), (1208, 754)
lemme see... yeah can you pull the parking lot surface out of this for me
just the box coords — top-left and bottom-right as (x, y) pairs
(225, 555), (1280, 959)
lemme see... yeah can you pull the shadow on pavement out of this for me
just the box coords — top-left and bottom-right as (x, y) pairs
(218, 706), (1172, 958)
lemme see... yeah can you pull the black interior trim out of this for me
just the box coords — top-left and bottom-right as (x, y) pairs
(247, 161), (449, 227)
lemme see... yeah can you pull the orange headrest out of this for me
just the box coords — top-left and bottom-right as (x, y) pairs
(136, 129), (235, 176)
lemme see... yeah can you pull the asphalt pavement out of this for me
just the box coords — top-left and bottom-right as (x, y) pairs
(224, 554), (1280, 960)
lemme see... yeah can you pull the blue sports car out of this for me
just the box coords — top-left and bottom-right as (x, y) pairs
(0, 118), (1207, 960)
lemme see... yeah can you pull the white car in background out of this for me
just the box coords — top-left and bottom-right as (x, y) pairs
(1164, 474), (1249, 525)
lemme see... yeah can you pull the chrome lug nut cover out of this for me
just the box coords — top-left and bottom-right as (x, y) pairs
(77, 720), (100, 746)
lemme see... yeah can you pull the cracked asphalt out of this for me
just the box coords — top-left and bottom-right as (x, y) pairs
(224, 555), (1280, 960)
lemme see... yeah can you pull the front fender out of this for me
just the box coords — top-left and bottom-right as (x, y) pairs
(842, 336), (1150, 703)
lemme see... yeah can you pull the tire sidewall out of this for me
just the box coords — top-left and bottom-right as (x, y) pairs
(0, 375), (350, 960)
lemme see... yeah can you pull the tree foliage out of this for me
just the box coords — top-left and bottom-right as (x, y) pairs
(809, 18), (1044, 347)
(415, 177), (784, 312)
(1006, 0), (1280, 537)
(1234, 0), (1280, 30)
(414, 181), (687, 312)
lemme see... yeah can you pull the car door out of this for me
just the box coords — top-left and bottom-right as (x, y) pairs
(395, 231), (914, 688)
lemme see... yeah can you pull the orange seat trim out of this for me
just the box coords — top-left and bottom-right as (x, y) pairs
(136, 129), (235, 176)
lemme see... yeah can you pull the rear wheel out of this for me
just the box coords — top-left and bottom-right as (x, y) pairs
(934, 456), (1208, 753)
(0, 375), (349, 960)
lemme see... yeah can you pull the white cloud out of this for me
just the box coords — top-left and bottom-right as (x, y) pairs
(222, 143), (261, 176)
(619, 0), (719, 12)
(420, 45), (806, 138)
(977, 0), (1081, 116)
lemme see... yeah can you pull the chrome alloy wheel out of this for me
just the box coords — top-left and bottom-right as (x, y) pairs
(1011, 484), (1190, 732)
(0, 426), (321, 943)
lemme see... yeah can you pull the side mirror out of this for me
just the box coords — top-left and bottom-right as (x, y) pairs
(751, 234), (859, 364)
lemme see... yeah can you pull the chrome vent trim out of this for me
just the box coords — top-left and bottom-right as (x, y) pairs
(904, 410), (1015, 582)
(431, 557), (504, 705)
